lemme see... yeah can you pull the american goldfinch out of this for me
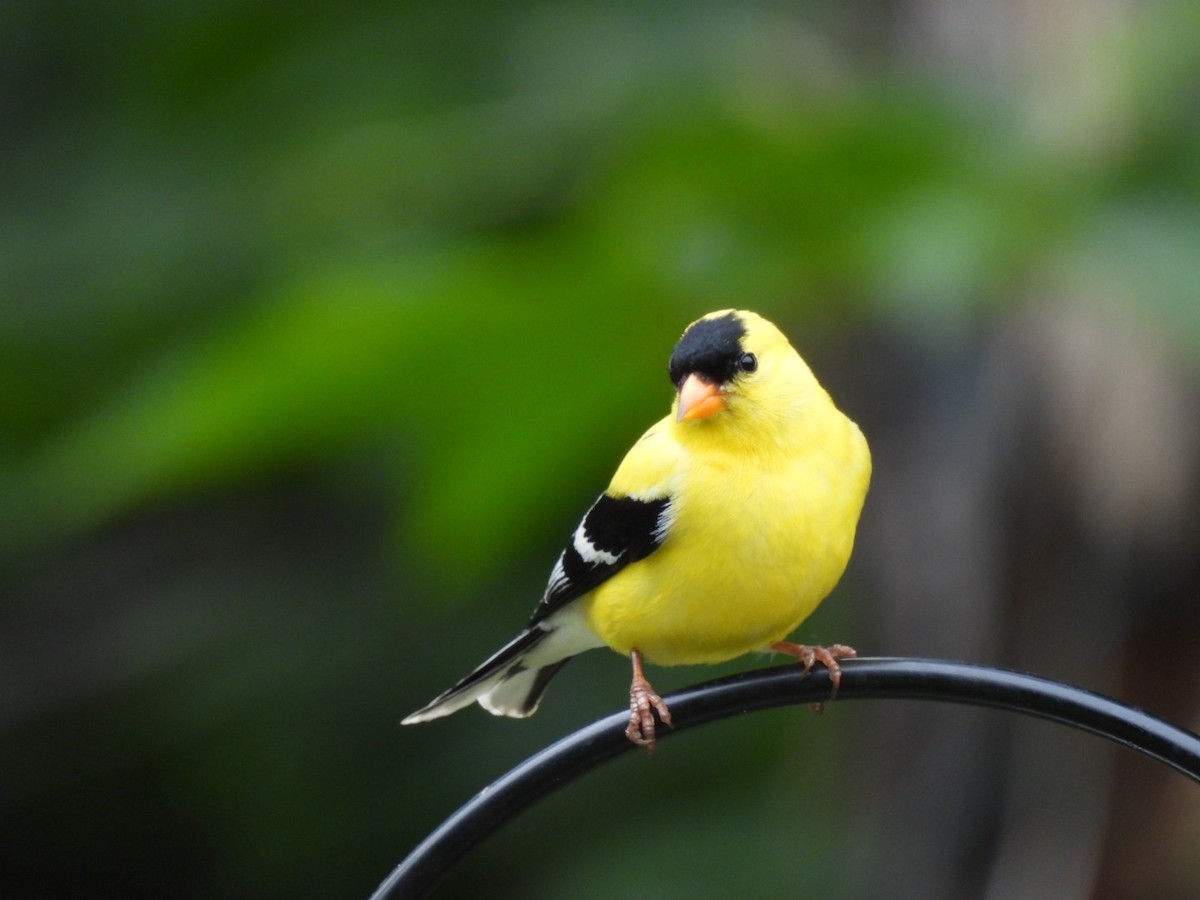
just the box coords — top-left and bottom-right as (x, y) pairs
(403, 310), (871, 746)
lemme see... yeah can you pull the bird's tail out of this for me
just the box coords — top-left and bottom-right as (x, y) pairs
(402, 625), (575, 724)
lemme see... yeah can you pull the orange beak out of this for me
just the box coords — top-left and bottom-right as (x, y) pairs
(676, 373), (727, 422)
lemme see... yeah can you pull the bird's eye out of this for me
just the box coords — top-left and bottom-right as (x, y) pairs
(737, 352), (757, 374)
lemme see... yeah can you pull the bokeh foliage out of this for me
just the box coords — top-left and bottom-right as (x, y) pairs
(3, 2), (1198, 898)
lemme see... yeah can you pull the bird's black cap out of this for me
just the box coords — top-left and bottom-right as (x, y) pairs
(667, 312), (747, 387)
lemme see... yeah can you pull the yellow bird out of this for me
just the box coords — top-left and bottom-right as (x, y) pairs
(403, 310), (871, 746)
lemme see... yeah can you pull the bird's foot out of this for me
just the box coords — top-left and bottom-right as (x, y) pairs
(627, 677), (672, 749)
(626, 649), (673, 750)
(769, 642), (857, 710)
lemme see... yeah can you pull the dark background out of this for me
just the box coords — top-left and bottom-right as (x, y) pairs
(3, 2), (1199, 897)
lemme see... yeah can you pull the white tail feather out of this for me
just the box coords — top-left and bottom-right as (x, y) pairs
(402, 608), (603, 724)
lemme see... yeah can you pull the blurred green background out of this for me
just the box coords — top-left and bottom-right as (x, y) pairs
(3, 2), (1199, 898)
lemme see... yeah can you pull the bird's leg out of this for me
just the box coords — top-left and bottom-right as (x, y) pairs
(626, 648), (673, 749)
(769, 642), (857, 708)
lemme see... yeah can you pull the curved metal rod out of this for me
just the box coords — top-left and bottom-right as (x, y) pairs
(370, 657), (1200, 900)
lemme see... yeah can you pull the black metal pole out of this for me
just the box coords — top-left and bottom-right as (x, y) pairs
(370, 658), (1200, 900)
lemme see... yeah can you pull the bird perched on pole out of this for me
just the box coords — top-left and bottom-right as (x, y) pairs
(403, 310), (871, 747)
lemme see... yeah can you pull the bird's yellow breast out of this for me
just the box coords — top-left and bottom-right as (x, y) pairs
(583, 406), (870, 666)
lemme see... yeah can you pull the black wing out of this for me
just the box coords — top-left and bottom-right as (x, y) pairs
(529, 492), (672, 626)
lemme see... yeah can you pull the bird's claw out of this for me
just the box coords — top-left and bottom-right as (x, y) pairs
(770, 641), (857, 704)
(626, 677), (673, 750)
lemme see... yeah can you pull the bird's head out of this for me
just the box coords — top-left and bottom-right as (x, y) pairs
(668, 309), (821, 436)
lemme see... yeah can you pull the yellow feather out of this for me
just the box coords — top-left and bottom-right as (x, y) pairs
(584, 310), (871, 665)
